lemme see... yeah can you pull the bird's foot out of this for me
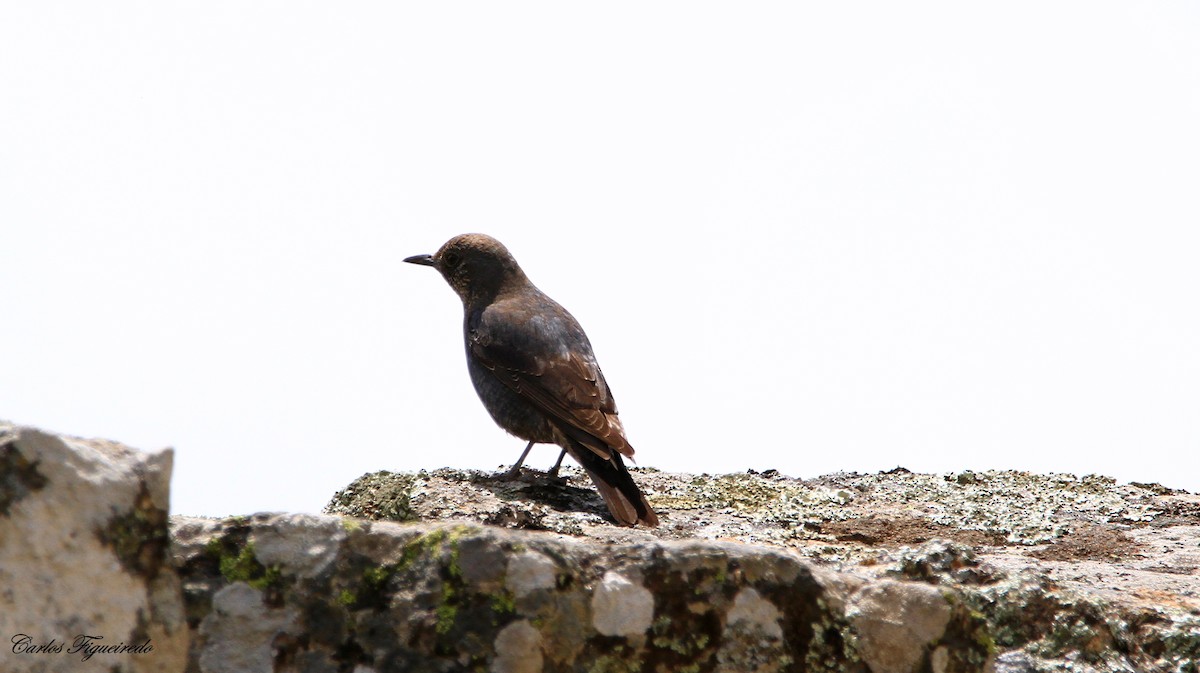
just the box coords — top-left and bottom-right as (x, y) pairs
(497, 441), (537, 481)
(499, 465), (527, 481)
(545, 449), (568, 481)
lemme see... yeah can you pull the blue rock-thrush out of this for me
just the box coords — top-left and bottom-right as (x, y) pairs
(404, 234), (659, 527)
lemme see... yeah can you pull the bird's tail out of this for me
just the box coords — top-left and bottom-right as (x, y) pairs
(567, 441), (659, 527)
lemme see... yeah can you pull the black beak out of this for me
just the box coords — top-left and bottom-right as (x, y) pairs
(403, 254), (436, 267)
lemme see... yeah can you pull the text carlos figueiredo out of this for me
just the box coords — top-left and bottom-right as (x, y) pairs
(11, 633), (153, 662)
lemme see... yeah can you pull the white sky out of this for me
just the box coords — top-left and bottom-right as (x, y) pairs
(3, 3), (1198, 516)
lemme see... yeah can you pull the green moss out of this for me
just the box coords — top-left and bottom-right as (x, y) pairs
(252, 566), (283, 591)
(363, 565), (391, 587)
(97, 483), (169, 578)
(436, 582), (458, 635)
(435, 605), (457, 634)
(342, 562), (399, 611)
(0, 442), (48, 516)
(205, 537), (284, 595)
(491, 590), (516, 616)
(395, 526), (481, 637)
(219, 543), (261, 582)
(651, 631), (709, 656)
(650, 615), (672, 648)
(399, 526), (474, 569)
(227, 546), (282, 591)
(587, 646), (642, 673)
(647, 610), (718, 667)
(804, 596), (861, 673)
(325, 471), (416, 522)
(972, 612), (997, 653)
(928, 592), (997, 673)
(204, 537), (222, 556)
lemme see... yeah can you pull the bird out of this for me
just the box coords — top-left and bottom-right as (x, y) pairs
(404, 234), (659, 527)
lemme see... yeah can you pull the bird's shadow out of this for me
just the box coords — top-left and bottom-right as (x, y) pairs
(471, 469), (608, 518)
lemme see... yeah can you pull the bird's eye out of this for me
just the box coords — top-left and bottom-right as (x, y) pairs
(442, 252), (461, 267)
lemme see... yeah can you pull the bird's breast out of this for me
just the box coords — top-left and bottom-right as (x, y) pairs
(464, 347), (557, 443)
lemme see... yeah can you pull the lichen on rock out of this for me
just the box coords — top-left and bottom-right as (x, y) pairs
(0, 423), (186, 673)
(6, 421), (1200, 672)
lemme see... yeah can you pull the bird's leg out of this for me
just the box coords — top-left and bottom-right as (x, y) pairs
(503, 440), (536, 479)
(546, 448), (567, 478)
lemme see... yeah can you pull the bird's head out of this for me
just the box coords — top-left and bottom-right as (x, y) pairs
(404, 233), (528, 305)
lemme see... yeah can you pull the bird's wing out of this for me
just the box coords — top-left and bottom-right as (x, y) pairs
(468, 314), (634, 460)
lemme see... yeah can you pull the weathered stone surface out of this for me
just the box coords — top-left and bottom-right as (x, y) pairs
(321, 467), (1200, 672)
(506, 551), (558, 598)
(171, 514), (862, 672)
(493, 620), (544, 673)
(591, 570), (655, 638)
(728, 588), (784, 640)
(849, 580), (951, 673)
(6, 422), (1200, 672)
(0, 423), (187, 673)
(198, 582), (299, 673)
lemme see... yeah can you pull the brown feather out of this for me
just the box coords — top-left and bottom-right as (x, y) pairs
(409, 233), (658, 527)
(471, 343), (635, 460)
(561, 437), (658, 527)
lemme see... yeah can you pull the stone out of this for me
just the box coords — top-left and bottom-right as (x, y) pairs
(491, 620), (543, 673)
(590, 571), (655, 638)
(457, 531), (509, 590)
(175, 466), (1200, 672)
(7, 421), (1200, 672)
(505, 550), (558, 597)
(0, 423), (187, 673)
(716, 587), (789, 673)
(248, 512), (346, 579)
(167, 515), (848, 670)
(197, 582), (299, 673)
(849, 580), (953, 673)
(993, 650), (1039, 672)
(726, 588), (784, 640)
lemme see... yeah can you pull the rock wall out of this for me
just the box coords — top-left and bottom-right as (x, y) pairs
(0, 423), (188, 673)
(171, 514), (992, 673)
(2, 424), (1199, 673)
